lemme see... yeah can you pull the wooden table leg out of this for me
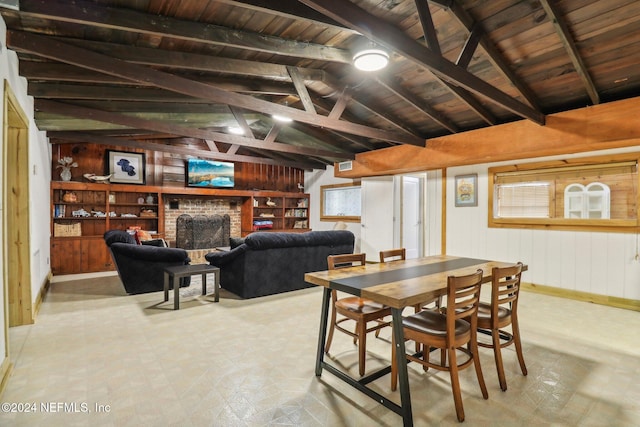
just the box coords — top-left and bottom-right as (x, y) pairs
(201, 273), (207, 295)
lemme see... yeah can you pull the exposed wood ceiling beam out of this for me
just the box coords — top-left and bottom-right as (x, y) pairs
(47, 38), (329, 82)
(36, 99), (352, 160)
(375, 77), (459, 133)
(301, 0), (545, 125)
(287, 66), (317, 114)
(456, 24), (482, 69)
(21, 62), (298, 96)
(413, 1), (495, 125)
(8, 30), (424, 146)
(213, 0), (351, 32)
(49, 131), (323, 169)
(13, 0), (352, 63)
(26, 38), (422, 137)
(415, 0), (441, 56)
(429, 0), (541, 110)
(328, 86), (352, 119)
(538, 0), (600, 105)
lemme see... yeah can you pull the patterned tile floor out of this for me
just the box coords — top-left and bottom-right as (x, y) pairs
(1, 273), (639, 426)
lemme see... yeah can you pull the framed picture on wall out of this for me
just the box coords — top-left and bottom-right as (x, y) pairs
(454, 174), (478, 207)
(106, 150), (146, 185)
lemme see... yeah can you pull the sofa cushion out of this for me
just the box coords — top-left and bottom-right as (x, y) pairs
(104, 229), (136, 246)
(229, 236), (245, 249)
(245, 230), (353, 250)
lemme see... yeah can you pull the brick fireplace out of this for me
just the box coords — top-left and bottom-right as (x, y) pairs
(163, 197), (243, 247)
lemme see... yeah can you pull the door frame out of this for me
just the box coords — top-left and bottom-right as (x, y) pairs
(3, 80), (33, 329)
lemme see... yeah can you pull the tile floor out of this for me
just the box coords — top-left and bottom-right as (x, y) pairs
(1, 273), (639, 426)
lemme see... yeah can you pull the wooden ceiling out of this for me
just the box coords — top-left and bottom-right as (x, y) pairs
(1, 0), (639, 170)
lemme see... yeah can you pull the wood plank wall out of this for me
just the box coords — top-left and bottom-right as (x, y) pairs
(51, 142), (305, 192)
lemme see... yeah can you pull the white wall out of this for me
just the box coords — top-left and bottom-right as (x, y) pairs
(446, 148), (640, 300)
(0, 14), (52, 365)
(305, 166), (362, 252)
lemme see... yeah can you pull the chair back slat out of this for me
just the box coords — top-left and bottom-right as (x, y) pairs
(328, 253), (366, 270)
(447, 269), (483, 322)
(379, 248), (406, 263)
(491, 263), (523, 316)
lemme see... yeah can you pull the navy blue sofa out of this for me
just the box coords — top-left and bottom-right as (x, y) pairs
(205, 230), (354, 299)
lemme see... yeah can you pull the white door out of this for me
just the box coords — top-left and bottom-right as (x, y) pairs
(402, 176), (423, 259)
(361, 176), (396, 262)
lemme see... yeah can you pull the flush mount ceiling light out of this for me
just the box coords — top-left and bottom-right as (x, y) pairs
(353, 48), (389, 72)
(272, 114), (293, 123)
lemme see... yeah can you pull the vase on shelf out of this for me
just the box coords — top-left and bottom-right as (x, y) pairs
(56, 156), (77, 182)
(59, 167), (72, 181)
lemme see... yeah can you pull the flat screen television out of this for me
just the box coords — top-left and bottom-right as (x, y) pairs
(186, 158), (235, 188)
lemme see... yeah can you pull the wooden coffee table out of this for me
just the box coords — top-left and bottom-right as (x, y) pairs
(163, 264), (220, 310)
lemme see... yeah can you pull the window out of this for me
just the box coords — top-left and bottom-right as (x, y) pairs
(320, 182), (361, 222)
(564, 183), (610, 219)
(496, 182), (550, 218)
(489, 153), (639, 232)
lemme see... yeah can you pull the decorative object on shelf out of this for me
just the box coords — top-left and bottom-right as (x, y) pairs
(266, 197), (276, 207)
(106, 150), (146, 185)
(146, 194), (155, 204)
(108, 193), (116, 204)
(137, 197), (145, 204)
(454, 174), (478, 207)
(297, 182), (304, 193)
(53, 222), (81, 237)
(72, 208), (90, 217)
(62, 191), (77, 203)
(57, 156), (77, 181)
(83, 173), (112, 183)
(140, 209), (156, 218)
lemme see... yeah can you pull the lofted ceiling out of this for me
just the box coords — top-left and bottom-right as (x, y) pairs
(1, 0), (639, 170)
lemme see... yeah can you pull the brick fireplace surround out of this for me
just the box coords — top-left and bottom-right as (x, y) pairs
(163, 197), (242, 262)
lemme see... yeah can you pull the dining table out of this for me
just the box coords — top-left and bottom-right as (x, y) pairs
(304, 254), (528, 427)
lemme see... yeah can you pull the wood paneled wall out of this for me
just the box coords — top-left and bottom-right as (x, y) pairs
(51, 142), (305, 192)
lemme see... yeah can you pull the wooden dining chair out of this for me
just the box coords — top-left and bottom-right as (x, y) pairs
(391, 269), (488, 422)
(475, 262), (527, 391)
(325, 253), (392, 376)
(379, 249), (442, 312)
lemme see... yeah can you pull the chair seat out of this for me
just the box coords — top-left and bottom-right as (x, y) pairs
(335, 297), (389, 314)
(476, 302), (511, 327)
(403, 311), (471, 337)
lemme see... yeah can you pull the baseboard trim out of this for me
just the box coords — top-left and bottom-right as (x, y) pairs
(522, 282), (640, 312)
(32, 272), (52, 320)
(0, 357), (13, 398)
